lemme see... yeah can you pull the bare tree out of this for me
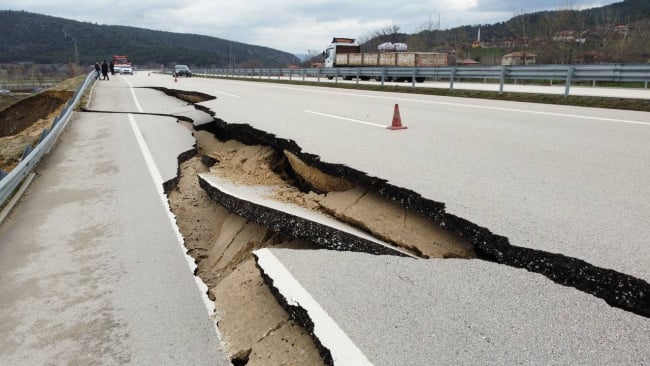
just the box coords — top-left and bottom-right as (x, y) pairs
(513, 9), (530, 64)
(359, 24), (403, 51)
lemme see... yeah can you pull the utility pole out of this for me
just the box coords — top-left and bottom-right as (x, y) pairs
(73, 40), (79, 76)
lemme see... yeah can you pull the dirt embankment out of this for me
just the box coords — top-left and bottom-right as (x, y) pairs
(0, 87), (77, 172)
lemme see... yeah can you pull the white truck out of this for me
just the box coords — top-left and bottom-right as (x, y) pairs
(322, 37), (448, 82)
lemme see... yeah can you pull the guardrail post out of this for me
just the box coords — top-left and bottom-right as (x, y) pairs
(499, 66), (506, 94)
(564, 66), (575, 97)
(51, 116), (61, 128)
(356, 68), (360, 85)
(411, 68), (417, 87)
(303, 69), (306, 81)
(37, 129), (49, 144)
(21, 145), (33, 161)
(335, 69), (339, 84)
(317, 68), (321, 83)
(450, 67), (456, 90)
(381, 68), (386, 86)
(645, 81), (648, 89)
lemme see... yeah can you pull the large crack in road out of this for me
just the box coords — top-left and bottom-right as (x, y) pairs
(86, 87), (649, 364)
(156, 87), (649, 315)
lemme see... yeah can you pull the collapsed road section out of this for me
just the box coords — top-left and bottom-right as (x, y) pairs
(141, 87), (649, 364)
(175, 98), (650, 317)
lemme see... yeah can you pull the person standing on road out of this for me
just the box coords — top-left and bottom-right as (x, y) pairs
(101, 60), (110, 80)
(94, 62), (101, 80)
(109, 60), (115, 75)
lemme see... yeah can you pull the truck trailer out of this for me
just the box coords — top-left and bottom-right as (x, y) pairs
(322, 37), (447, 82)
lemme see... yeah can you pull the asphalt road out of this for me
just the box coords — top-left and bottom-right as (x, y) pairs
(3, 71), (646, 364)
(256, 248), (650, 365)
(0, 76), (229, 365)
(128, 73), (650, 284)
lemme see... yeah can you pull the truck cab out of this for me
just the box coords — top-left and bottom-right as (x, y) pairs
(323, 37), (360, 68)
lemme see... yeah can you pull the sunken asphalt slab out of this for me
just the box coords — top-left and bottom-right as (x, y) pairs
(255, 248), (650, 366)
(198, 173), (414, 257)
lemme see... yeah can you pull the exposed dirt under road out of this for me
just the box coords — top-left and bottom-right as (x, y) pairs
(0, 76), (84, 173)
(0, 90), (73, 172)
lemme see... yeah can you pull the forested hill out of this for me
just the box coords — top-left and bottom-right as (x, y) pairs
(360, 0), (650, 64)
(0, 10), (300, 68)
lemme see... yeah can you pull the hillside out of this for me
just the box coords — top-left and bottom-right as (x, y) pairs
(0, 10), (300, 68)
(360, 0), (650, 65)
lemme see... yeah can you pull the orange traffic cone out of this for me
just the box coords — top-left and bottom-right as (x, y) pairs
(387, 104), (407, 130)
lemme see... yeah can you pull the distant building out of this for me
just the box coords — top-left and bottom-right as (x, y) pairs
(554, 30), (575, 42)
(501, 40), (516, 49)
(613, 24), (629, 36)
(554, 30), (586, 44)
(501, 51), (537, 65)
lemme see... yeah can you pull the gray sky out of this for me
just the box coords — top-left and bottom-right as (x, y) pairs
(6, 0), (619, 54)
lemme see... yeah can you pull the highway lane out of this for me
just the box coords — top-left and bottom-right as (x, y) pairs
(256, 248), (650, 365)
(129, 73), (650, 283)
(0, 75), (229, 365)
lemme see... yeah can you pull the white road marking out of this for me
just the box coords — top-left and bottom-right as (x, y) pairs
(304, 110), (386, 128)
(124, 78), (144, 113)
(254, 248), (374, 366)
(214, 90), (240, 98)
(124, 79), (219, 334)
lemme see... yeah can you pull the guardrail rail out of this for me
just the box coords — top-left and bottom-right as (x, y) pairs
(187, 63), (650, 96)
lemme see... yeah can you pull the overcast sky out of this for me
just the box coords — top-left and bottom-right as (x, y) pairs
(6, 0), (619, 54)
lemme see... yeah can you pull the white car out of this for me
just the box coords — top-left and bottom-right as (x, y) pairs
(119, 65), (133, 75)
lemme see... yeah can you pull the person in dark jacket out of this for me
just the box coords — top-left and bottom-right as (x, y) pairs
(94, 62), (101, 80)
(101, 60), (109, 80)
(109, 61), (115, 75)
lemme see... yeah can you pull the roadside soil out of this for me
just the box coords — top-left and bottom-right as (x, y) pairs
(0, 76), (84, 172)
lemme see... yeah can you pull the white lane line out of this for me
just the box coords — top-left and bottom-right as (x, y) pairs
(124, 79), (220, 334)
(123, 77), (144, 112)
(304, 110), (386, 128)
(254, 248), (373, 366)
(214, 90), (240, 98)
(255, 83), (650, 127)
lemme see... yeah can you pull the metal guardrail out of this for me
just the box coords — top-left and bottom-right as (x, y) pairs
(193, 64), (650, 96)
(0, 72), (95, 209)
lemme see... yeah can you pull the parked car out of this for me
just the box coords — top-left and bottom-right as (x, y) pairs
(174, 65), (192, 77)
(120, 65), (133, 75)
